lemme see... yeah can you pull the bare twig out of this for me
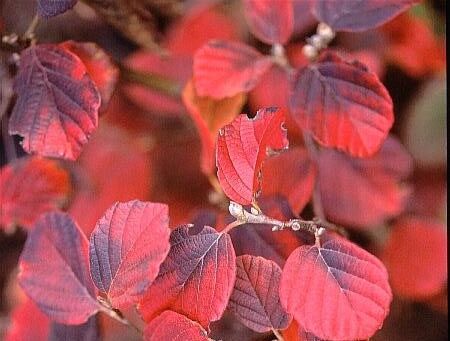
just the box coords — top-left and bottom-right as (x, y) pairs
(271, 328), (285, 341)
(302, 22), (335, 61)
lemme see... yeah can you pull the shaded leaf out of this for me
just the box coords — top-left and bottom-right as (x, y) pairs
(280, 238), (392, 340)
(138, 225), (236, 328)
(228, 255), (292, 332)
(194, 40), (272, 99)
(144, 311), (209, 341)
(0, 157), (71, 230)
(89, 200), (170, 309)
(290, 51), (393, 157)
(9, 44), (100, 160)
(18, 212), (100, 324)
(382, 217), (447, 299)
(216, 108), (288, 205)
(318, 136), (412, 227)
(49, 316), (99, 341)
(243, 0), (293, 44)
(312, 0), (419, 32)
(37, 0), (77, 18)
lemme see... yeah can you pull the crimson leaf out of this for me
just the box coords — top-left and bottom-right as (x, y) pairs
(89, 200), (170, 309)
(290, 51), (393, 157)
(280, 238), (392, 340)
(18, 212), (100, 324)
(37, 0), (78, 18)
(9, 44), (100, 160)
(138, 225), (236, 328)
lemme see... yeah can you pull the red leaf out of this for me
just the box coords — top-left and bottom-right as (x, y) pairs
(280, 238), (392, 340)
(261, 148), (316, 215)
(144, 311), (209, 341)
(318, 136), (412, 227)
(382, 217), (448, 299)
(9, 44), (100, 160)
(312, 0), (419, 32)
(138, 225), (236, 328)
(228, 255), (292, 332)
(216, 108), (288, 205)
(243, 0), (293, 45)
(37, 0), (77, 18)
(290, 51), (393, 157)
(89, 200), (170, 309)
(0, 157), (71, 231)
(194, 40), (272, 99)
(61, 41), (119, 112)
(49, 316), (99, 341)
(18, 212), (100, 324)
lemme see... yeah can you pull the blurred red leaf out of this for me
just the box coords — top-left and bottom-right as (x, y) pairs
(49, 316), (99, 341)
(89, 200), (170, 309)
(312, 0), (419, 32)
(182, 79), (245, 175)
(61, 41), (119, 112)
(144, 311), (209, 341)
(9, 44), (100, 160)
(280, 238), (392, 340)
(18, 212), (100, 324)
(216, 108), (288, 205)
(193, 40), (272, 99)
(228, 255), (292, 332)
(0, 157), (71, 231)
(382, 217), (447, 299)
(243, 0), (293, 44)
(261, 148), (316, 215)
(318, 136), (412, 227)
(290, 51), (393, 157)
(37, 0), (77, 18)
(138, 225), (236, 328)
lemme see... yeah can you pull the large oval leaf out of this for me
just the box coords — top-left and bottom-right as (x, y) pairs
(312, 0), (419, 32)
(216, 108), (288, 205)
(138, 225), (236, 328)
(194, 40), (272, 99)
(228, 255), (292, 332)
(89, 200), (170, 309)
(290, 51), (393, 157)
(9, 44), (100, 160)
(18, 212), (100, 324)
(37, 0), (77, 18)
(280, 238), (392, 340)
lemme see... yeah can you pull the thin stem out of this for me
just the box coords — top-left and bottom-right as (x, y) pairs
(22, 14), (40, 42)
(271, 328), (285, 341)
(98, 298), (142, 335)
(221, 219), (244, 234)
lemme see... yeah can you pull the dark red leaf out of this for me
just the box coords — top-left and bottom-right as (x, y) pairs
(18, 212), (100, 324)
(194, 40), (272, 99)
(216, 108), (288, 205)
(290, 51), (393, 157)
(280, 238), (392, 340)
(144, 311), (209, 341)
(60, 41), (119, 112)
(243, 0), (293, 44)
(382, 217), (448, 299)
(37, 0), (77, 18)
(89, 200), (170, 309)
(138, 225), (236, 328)
(0, 157), (71, 231)
(318, 136), (412, 227)
(261, 148), (316, 215)
(312, 0), (419, 32)
(49, 316), (99, 341)
(9, 44), (100, 160)
(228, 255), (292, 332)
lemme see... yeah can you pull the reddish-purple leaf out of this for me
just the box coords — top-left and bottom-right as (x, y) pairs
(312, 0), (419, 32)
(280, 238), (392, 340)
(138, 225), (236, 328)
(9, 44), (100, 160)
(290, 51), (393, 157)
(243, 0), (294, 45)
(89, 200), (170, 309)
(318, 136), (412, 227)
(194, 40), (273, 99)
(216, 108), (288, 205)
(18, 212), (100, 324)
(228, 255), (292, 332)
(49, 316), (99, 341)
(144, 311), (209, 341)
(37, 0), (77, 18)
